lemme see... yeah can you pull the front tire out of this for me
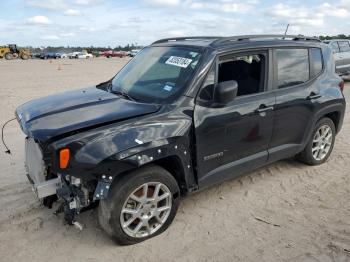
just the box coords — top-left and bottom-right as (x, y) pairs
(98, 165), (180, 245)
(297, 117), (336, 165)
(4, 53), (13, 60)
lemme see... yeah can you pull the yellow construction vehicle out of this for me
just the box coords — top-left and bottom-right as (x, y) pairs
(0, 44), (31, 60)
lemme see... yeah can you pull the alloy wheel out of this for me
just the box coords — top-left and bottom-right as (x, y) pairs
(120, 182), (172, 238)
(312, 124), (333, 161)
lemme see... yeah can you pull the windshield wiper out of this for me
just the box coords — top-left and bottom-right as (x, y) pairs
(107, 81), (138, 102)
(111, 88), (137, 101)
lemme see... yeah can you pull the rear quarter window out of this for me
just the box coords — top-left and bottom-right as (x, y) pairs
(309, 48), (323, 78)
(276, 49), (309, 89)
(338, 41), (350, 52)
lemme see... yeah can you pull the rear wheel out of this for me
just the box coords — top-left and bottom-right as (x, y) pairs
(297, 117), (336, 165)
(21, 54), (29, 60)
(98, 165), (180, 245)
(4, 53), (13, 60)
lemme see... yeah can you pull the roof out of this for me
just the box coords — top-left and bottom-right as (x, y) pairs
(151, 35), (322, 50)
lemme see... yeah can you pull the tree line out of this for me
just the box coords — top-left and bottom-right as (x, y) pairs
(22, 43), (143, 54)
(318, 35), (350, 40)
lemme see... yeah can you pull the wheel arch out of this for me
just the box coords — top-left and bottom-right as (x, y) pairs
(152, 155), (188, 195)
(314, 102), (345, 134)
(323, 111), (340, 132)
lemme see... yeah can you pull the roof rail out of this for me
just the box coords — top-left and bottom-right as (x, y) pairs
(211, 34), (321, 46)
(152, 36), (221, 45)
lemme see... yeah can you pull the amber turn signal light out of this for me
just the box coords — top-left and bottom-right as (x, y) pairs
(59, 148), (70, 169)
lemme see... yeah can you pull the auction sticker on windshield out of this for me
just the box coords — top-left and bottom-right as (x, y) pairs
(165, 56), (192, 68)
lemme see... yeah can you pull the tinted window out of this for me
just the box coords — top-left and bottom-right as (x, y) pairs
(309, 48), (323, 77)
(338, 41), (350, 52)
(218, 54), (265, 96)
(330, 42), (340, 53)
(276, 49), (309, 88)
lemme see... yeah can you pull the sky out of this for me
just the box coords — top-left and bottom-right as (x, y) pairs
(0, 0), (350, 47)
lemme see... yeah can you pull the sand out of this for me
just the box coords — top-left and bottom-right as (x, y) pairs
(0, 57), (350, 262)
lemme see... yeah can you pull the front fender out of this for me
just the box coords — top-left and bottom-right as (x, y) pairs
(49, 107), (195, 184)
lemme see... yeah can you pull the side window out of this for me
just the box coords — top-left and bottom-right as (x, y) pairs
(217, 54), (265, 96)
(338, 41), (350, 52)
(330, 42), (340, 53)
(309, 48), (323, 78)
(276, 49), (309, 89)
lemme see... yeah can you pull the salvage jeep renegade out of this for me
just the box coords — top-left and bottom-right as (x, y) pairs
(16, 35), (346, 245)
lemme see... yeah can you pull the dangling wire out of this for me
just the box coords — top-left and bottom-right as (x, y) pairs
(1, 118), (16, 154)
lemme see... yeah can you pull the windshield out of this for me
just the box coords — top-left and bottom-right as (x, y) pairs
(111, 46), (203, 103)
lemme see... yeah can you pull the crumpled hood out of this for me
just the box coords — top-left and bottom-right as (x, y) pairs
(16, 87), (160, 143)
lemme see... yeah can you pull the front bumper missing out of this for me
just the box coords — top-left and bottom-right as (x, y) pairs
(27, 175), (61, 199)
(25, 137), (61, 199)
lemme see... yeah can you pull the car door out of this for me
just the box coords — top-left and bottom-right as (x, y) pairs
(330, 41), (342, 74)
(193, 50), (275, 189)
(269, 47), (323, 162)
(337, 41), (350, 73)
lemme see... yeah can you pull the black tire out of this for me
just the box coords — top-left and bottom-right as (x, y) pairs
(21, 54), (29, 60)
(297, 117), (336, 165)
(4, 53), (13, 60)
(98, 165), (180, 245)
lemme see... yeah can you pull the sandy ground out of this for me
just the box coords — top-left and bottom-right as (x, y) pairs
(0, 57), (350, 262)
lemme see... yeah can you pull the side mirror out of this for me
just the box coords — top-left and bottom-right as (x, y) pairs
(214, 80), (238, 105)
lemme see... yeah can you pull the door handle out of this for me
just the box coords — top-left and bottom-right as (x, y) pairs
(256, 105), (274, 114)
(306, 92), (322, 100)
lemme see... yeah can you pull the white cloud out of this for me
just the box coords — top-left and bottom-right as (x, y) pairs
(146, 0), (255, 12)
(79, 26), (97, 32)
(318, 3), (349, 18)
(266, 2), (350, 28)
(27, 0), (67, 11)
(64, 9), (82, 16)
(147, 0), (181, 6)
(26, 15), (52, 25)
(189, 1), (252, 13)
(41, 35), (59, 40)
(267, 4), (324, 27)
(75, 0), (101, 5)
(60, 32), (75, 37)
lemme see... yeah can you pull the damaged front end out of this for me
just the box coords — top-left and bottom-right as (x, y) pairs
(25, 137), (98, 227)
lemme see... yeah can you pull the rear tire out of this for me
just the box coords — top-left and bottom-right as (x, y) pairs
(98, 165), (180, 245)
(4, 53), (13, 60)
(21, 54), (29, 60)
(297, 117), (336, 165)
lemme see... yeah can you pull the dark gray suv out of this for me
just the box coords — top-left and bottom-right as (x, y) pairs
(16, 35), (346, 244)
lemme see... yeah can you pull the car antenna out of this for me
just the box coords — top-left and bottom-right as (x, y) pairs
(283, 24), (290, 39)
(1, 118), (16, 154)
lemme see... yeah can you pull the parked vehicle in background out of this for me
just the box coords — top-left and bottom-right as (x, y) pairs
(31, 53), (42, 59)
(16, 35), (346, 245)
(40, 52), (60, 59)
(129, 49), (141, 57)
(101, 50), (126, 58)
(76, 52), (93, 59)
(68, 52), (81, 59)
(324, 39), (350, 75)
(58, 53), (67, 58)
(0, 44), (30, 60)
